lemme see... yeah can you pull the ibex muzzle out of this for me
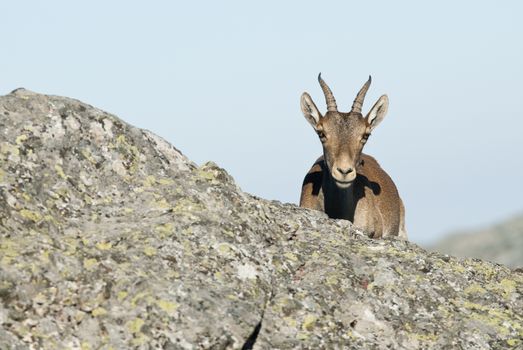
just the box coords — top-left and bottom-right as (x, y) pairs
(299, 74), (407, 239)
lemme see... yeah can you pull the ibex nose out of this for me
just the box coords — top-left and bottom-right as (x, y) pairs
(337, 167), (354, 175)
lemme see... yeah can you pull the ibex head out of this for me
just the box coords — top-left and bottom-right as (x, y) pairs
(301, 74), (389, 189)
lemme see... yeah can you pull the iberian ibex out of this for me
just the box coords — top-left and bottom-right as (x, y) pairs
(300, 74), (407, 239)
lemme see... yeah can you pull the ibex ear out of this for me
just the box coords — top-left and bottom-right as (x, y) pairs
(301, 92), (323, 129)
(365, 95), (389, 131)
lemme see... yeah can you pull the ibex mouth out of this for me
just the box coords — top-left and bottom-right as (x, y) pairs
(334, 179), (355, 189)
(332, 171), (357, 188)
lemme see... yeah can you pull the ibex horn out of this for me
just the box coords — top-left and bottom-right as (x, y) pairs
(318, 73), (338, 112)
(351, 75), (372, 114)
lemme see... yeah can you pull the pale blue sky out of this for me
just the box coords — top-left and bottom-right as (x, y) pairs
(2, 1), (522, 245)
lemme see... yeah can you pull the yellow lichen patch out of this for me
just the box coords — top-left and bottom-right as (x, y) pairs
(40, 250), (50, 263)
(74, 310), (86, 324)
(44, 214), (58, 224)
(197, 168), (215, 181)
(466, 260), (498, 279)
(83, 258), (98, 270)
(113, 133), (140, 171)
(47, 191), (60, 200)
(412, 333), (438, 342)
(117, 291), (128, 301)
(133, 186), (145, 193)
(30, 264), (41, 274)
(143, 246), (156, 256)
(19, 209), (42, 222)
(168, 270), (181, 279)
(81, 342), (92, 350)
(33, 292), (47, 305)
(437, 305), (451, 318)
(499, 279), (517, 298)
(96, 241), (112, 250)
(116, 134), (127, 144)
(284, 252), (298, 262)
(214, 271), (224, 281)
(123, 207), (134, 214)
(284, 317), (297, 327)
(302, 314), (317, 331)
(462, 301), (489, 312)
(1, 240), (20, 264)
(222, 229), (235, 238)
(394, 266), (405, 276)
(476, 314), (510, 336)
(78, 182), (87, 192)
(22, 124), (35, 132)
(1, 142), (20, 157)
(131, 292), (149, 306)
(126, 318), (145, 333)
(295, 291), (307, 300)
(507, 339), (520, 347)
(434, 259), (467, 274)
(15, 134), (28, 145)
(158, 178), (174, 185)
(156, 299), (179, 313)
(81, 148), (97, 164)
(296, 332), (309, 340)
(143, 175), (156, 187)
(460, 301), (522, 337)
(182, 227), (193, 236)
(464, 283), (487, 296)
(92, 307), (108, 317)
(325, 274), (339, 287)
(172, 198), (203, 215)
(485, 278), (518, 299)
(217, 243), (233, 255)
(226, 294), (238, 301)
(10, 323), (30, 339)
(150, 198), (171, 210)
(54, 164), (67, 179)
(155, 223), (173, 237)
(59, 268), (73, 280)
(310, 231), (322, 239)
(345, 329), (358, 340)
(131, 334), (150, 346)
(0, 281), (13, 293)
(414, 275), (425, 283)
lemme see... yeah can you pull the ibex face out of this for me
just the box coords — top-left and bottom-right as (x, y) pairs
(301, 74), (389, 189)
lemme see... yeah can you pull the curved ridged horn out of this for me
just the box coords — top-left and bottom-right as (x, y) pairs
(351, 75), (372, 114)
(318, 73), (337, 112)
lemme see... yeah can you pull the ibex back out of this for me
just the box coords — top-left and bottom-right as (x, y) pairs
(299, 74), (407, 239)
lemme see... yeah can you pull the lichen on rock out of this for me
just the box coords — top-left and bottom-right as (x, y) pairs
(1, 89), (522, 349)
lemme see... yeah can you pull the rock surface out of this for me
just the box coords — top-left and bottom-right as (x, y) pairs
(430, 213), (523, 268)
(0, 89), (522, 349)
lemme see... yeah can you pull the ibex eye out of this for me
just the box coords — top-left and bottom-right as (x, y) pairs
(317, 131), (326, 140)
(361, 133), (370, 143)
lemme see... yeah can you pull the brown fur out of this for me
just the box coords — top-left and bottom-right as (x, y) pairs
(299, 75), (407, 239)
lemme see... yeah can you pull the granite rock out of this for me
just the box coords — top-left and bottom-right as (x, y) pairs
(0, 89), (522, 349)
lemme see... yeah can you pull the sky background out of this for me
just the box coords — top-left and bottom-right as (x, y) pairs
(1, 1), (522, 245)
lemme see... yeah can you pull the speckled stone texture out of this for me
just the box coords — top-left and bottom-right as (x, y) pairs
(0, 89), (522, 349)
